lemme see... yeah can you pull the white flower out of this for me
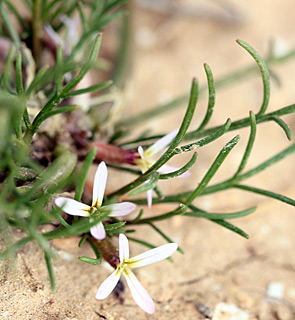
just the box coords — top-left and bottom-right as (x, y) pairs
(55, 162), (136, 240)
(95, 233), (178, 314)
(135, 129), (190, 208)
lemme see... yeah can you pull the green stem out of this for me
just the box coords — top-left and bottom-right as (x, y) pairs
(33, 0), (42, 61)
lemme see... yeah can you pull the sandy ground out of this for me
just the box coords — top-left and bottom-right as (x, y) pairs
(1, 1), (295, 319)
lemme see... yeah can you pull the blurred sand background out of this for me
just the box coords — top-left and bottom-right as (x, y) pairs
(1, 0), (295, 319)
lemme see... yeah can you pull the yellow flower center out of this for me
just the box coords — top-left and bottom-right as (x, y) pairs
(135, 151), (154, 173)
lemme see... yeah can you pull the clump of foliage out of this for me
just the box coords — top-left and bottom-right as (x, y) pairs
(0, 0), (294, 297)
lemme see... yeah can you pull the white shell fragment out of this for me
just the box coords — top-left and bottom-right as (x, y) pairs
(267, 282), (284, 300)
(212, 302), (249, 320)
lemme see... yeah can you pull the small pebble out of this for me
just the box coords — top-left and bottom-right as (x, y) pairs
(196, 302), (212, 318)
(2, 312), (8, 317)
(267, 282), (284, 299)
(164, 304), (170, 311)
(212, 302), (249, 320)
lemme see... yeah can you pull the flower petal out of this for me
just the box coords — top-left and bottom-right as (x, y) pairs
(44, 24), (64, 47)
(119, 233), (129, 262)
(123, 268), (155, 314)
(104, 202), (136, 217)
(147, 189), (153, 209)
(146, 129), (178, 156)
(159, 164), (191, 178)
(55, 197), (90, 216)
(137, 146), (145, 160)
(92, 161), (108, 208)
(127, 243), (178, 269)
(90, 221), (106, 240)
(95, 269), (121, 300)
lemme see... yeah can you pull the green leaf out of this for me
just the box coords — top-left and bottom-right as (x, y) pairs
(96, 10), (124, 30)
(212, 219), (249, 239)
(197, 63), (215, 131)
(51, 206), (70, 228)
(25, 66), (49, 96)
(234, 184), (295, 207)
(237, 39), (270, 115)
(270, 116), (293, 140)
(0, 46), (15, 91)
(78, 234), (88, 247)
(159, 152), (197, 180)
(77, 2), (88, 33)
(5, 0), (26, 29)
(75, 148), (97, 201)
(78, 256), (102, 265)
(0, 236), (31, 260)
(63, 80), (112, 99)
(101, 0), (128, 15)
(0, 2), (21, 52)
(233, 111), (256, 178)
(186, 206), (256, 220)
(130, 209), (144, 223)
(44, 252), (56, 290)
(78, 238), (102, 265)
(185, 135), (240, 205)
(154, 185), (164, 199)
(55, 46), (63, 94)
(238, 143), (295, 181)
(189, 143), (295, 198)
(37, 105), (76, 123)
(104, 221), (126, 231)
(15, 52), (24, 94)
(41, 0), (60, 20)
(129, 171), (159, 196)
(177, 118), (231, 152)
